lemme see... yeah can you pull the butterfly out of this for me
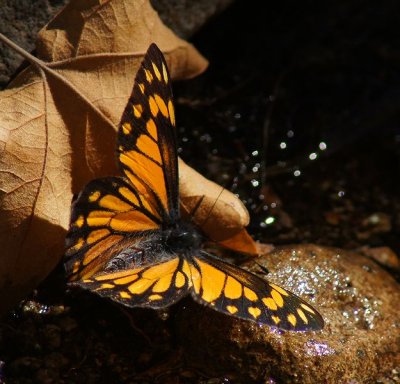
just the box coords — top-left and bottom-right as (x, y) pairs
(64, 43), (324, 331)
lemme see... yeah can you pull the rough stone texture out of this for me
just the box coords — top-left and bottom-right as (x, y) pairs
(150, 0), (233, 39)
(176, 244), (400, 383)
(0, 0), (68, 86)
(0, 0), (233, 88)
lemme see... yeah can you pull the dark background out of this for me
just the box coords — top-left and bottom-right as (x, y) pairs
(176, 0), (400, 252)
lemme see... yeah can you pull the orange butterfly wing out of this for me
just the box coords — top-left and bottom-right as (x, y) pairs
(117, 44), (178, 223)
(189, 253), (324, 331)
(65, 177), (161, 281)
(65, 44), (178, 282)
(75, 255), (192, 309)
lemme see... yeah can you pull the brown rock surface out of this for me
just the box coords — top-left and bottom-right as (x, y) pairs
(176, 244), (400, 383)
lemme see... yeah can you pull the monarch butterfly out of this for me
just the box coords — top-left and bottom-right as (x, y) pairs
(64, 44), (324, 331)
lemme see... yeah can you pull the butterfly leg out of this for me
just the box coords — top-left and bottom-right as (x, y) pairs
(255, 262), (270, 275)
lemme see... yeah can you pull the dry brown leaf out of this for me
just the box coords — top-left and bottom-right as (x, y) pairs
(0, 0), (257, 312)
(0, 0), (208, 312)
(179, 158), (261, 255)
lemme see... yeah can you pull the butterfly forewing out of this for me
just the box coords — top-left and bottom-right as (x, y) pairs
(65, 44), (179, 282)
(189, 253), (324, 331)
(117, 44), (179, 223)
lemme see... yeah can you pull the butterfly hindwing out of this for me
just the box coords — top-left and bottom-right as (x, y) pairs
(117, 43), (179, 223)
(189, 253), (324, 331)
(73, 255), (191, 309)
(65, 176), (161, 281)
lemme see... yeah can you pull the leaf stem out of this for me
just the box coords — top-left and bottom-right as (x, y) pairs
(0, 32), (117, 131)
(0, 32), (45, 68)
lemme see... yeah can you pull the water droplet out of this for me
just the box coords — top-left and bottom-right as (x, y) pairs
(309, 152), (317, 160)
(265, 216), (275, 225)
(251, 179), (259, 187)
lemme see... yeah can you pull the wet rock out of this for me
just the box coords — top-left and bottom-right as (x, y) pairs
(357, 212), (392, 240)
(175, 244), (400, 383)
(359, 246), (400, 271)
(59, 316), (78, 333)
(9, 356), (42, 375)
(44, 352), (69, 370)
(36, 367), (59, 384)
(21, 300), (65, 316)
(43, 324), (61, 349)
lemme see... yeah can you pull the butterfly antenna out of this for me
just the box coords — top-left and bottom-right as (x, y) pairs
(188, 195), (206, 221)
(185, 187), (225, 227)
(199, 185), (225, 227)
(260, 72), (284, 189)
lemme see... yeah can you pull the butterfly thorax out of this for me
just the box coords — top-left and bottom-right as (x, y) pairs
(162, 220), (202, 253)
